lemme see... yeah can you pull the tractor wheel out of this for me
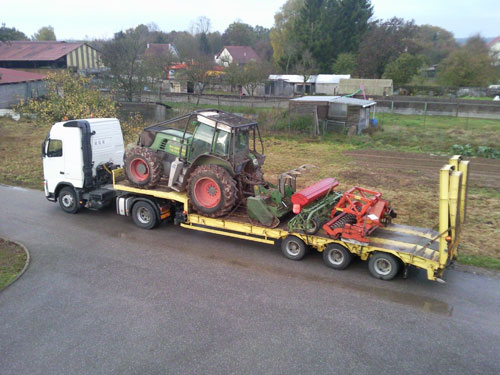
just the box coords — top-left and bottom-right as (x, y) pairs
(124, 146), (162, 189)
(188, 165), (237, 217)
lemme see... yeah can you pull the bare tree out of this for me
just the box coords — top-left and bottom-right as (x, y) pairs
(178, 57), (215, 104)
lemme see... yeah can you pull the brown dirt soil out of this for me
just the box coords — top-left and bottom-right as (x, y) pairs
(343, 149), (500, 190)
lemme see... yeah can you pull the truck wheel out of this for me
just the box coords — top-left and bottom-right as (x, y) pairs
(58, 187), (80, 214)
(323, 243), (353, 270)
(368, 252), (400, 280)
(132, 201), (158, 230)
(281, 236), (308, 261)
(124, 146), (162, 189)
(188, 165), (237, 217)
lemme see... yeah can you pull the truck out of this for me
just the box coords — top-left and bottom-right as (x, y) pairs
(42, 113), (470, 282)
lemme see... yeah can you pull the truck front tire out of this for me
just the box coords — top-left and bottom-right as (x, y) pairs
(131, 201), (158, 229)
(58, 187), (80, 214)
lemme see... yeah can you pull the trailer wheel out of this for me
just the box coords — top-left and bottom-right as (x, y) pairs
(368, 252), (400, 280)
(58, 186), (80, 214)
(323, 244), (353, 270)
(132, 201), (158, 230)
(281, 236), (308, 261)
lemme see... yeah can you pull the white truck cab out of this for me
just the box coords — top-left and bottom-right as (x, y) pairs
(42, 118), (125, 213)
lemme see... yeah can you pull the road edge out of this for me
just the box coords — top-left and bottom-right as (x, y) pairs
(0, 238), (31, 292)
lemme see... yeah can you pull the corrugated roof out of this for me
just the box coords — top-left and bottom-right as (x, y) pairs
(218, 46), (260, 64)
(290, 95), (376, 107)
(0, 41), (83, 61)
(315, 74), (351, 84)
(0, 67), (45, 84)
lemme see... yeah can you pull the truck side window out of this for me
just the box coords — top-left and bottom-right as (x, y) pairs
(47, 139), (63, 157)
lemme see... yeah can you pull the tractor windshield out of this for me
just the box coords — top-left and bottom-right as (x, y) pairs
(235, 129), (249, 154)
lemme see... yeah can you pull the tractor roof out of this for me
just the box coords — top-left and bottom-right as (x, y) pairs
(195, 109), (258, 129)
(145, 109), (258, 134)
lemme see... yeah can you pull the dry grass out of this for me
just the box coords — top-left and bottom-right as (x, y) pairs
(0, 117), (45, 189)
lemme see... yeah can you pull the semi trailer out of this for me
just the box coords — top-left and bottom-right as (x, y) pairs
(42, 114), (469, 282)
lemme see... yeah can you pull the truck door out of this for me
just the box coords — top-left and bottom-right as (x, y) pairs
(42, 137), (65, 194)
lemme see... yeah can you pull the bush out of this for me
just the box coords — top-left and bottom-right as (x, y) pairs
(17, 70), (117, 127)
(451, 144), (499, 159)
(121, 113), (145, 144)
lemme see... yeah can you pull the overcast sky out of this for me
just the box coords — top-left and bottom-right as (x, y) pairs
(2, 0), (499, 41)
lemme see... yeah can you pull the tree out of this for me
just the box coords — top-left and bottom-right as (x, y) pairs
(295, 50), (318, 87)
(383, 53), (424, 85)
(101, 27), (148, 101)
(0, 23), (28, 42)
(414, 25), (457, 65)
(32, 26), (56, 41)
(199, 32), (211, 56)
(178, 57), (215, 103)
(270, 0), (304, 72)
(223, 62), (244, 93)
(332, 52), (357, 74)
(240, 61), (270, 96)
(143, 49), (174, 99)
(357, 17), (419, 78)
(17, 71), (116, 127)
(437, 36), (499, 87)
(222, 22), (255, 46)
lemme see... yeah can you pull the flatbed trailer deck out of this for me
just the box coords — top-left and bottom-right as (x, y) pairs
(112, 156), (469, 282)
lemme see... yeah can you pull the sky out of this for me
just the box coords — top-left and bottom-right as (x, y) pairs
(2, 0), (499, 41)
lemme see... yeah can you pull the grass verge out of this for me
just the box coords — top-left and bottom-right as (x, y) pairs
(457, 255), (500, 270)
(0, 238), (27, 290)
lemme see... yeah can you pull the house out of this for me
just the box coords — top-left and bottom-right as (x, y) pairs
(0, 67), (47, 108)
(487, 36), (500, 64)
(0, 41), (103, 73)
(289, 95), (377, 135)
(215, 46), (259, 66)
(145, 43), (179, 58)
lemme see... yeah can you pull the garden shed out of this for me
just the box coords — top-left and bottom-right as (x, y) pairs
(289, 96), (377, 135)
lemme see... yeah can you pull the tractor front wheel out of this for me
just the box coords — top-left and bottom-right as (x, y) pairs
(188, 165), (237, 217)
(124, 146), (162, 188)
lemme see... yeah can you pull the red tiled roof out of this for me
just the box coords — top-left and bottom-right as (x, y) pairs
(487, 36), (500, 48)
(145, 43), (174, 56)
(217, 46), (260, 64)
(0, 41), (83, 61)
(0, 68), (45, 84)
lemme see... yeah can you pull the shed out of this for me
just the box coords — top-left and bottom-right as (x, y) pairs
(0, 41), (104, 73)
(289, 95), (377, 135)
(315, 74), (351, 95)
(0, 67), (47, 108)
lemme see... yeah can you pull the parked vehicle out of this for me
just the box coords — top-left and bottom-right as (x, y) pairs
(42, 115), (469, 282)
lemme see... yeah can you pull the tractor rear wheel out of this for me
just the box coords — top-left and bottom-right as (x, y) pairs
(188, 165), (237, 217)
(124, 146), (162, 189)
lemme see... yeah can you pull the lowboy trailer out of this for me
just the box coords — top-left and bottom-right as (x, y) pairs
(111, 155), (469, 282)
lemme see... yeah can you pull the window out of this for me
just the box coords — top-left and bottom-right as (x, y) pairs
(47, 139), (63, 157)
(214, 130), (230, 156)
(190, 123), (214, 160)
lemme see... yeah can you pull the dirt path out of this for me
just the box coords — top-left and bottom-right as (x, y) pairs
(343, 149), (500, 189)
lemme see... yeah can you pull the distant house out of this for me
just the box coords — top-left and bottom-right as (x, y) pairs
(145, 43), (179, 58)
(487, 36), (500, 64)
(0, 41), (103, 73)
(215, 46), (260, 66)
(0, 67), (47, 108)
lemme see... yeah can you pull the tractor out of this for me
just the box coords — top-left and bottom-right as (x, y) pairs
(124, 109), (267, 217)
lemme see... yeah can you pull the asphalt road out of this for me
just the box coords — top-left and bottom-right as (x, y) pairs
(1, 185), (499, 375)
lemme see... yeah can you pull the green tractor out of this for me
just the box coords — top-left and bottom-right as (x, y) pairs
(124, 109), (267, 217)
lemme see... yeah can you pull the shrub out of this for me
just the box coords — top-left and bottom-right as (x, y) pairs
(17, 70), (117, 127)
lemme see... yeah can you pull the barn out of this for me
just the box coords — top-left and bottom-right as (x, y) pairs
(0, 67), (47, 109)
(0, 41), (103, 73)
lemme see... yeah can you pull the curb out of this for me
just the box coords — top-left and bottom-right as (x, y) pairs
(0, 238), (31, 293)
